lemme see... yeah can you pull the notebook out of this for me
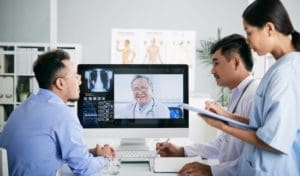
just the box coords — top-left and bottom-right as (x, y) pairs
(153, 156), (218, 173)
(180, 103), (257, 131)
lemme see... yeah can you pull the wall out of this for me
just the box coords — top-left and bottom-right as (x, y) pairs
(0, 0), (49, 42)
(2, 0), (300, 96)
(0, 0), (249, 97)
(57, 0), (249, 97)
(1, 0), (300, 144)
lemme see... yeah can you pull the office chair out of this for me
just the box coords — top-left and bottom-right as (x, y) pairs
(0, 148), (9, 176)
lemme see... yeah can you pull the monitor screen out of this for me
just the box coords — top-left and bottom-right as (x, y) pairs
(77, 64), (188, 130)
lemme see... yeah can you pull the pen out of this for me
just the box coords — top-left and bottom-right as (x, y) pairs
(164, 138), (170, 144)
(156, 138), (170, 155)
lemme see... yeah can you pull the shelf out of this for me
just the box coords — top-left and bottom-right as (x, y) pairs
(0, 104), (13, 122)
(0, 73), (14, 76)
(0, 42), (82, 122)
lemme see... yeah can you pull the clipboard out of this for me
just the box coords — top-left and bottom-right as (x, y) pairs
(180, 103), (257, 131)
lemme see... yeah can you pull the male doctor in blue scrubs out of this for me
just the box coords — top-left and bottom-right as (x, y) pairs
(0, 49), (115, 176)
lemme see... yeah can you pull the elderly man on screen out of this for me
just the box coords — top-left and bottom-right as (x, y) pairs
(122, 75), (170, 119)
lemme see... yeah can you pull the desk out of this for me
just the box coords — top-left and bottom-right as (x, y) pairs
(60, 162), (176, 176)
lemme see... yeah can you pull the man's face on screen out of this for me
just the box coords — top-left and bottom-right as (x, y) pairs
(131, 78), (152, 106)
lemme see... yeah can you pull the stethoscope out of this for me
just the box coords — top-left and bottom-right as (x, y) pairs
(133, 98), (155, 118)
(231, 79), (254, 114)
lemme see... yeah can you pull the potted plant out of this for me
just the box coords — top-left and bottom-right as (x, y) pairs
(16, 82), (29, 102)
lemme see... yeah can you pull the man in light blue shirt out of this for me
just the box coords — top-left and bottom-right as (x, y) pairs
(0, 49), (115, 176)
(157, 34), (259, 176)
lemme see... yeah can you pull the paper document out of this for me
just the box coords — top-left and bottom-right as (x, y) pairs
(180, 103), (257, 131)
(153, 156), (218, 173)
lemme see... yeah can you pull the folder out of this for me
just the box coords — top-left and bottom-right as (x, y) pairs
(0, 105), (4, 132)
(2, 77), (14, 103)
(0, 48), (4, 74)
(180, 103), (257, 131)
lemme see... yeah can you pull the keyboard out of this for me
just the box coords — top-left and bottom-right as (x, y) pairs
(117, 150), (157, 162)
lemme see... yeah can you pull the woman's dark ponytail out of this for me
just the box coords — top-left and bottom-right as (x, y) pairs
(291, 30), (300, 51)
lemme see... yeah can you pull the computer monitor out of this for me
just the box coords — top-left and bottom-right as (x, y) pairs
(77, 64), (189, 151)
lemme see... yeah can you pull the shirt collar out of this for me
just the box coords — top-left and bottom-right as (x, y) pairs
(231, 75), (254, 95)
(37, 88), (65, 105)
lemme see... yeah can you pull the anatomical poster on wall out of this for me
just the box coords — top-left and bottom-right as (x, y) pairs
(111, 28), (196, 90)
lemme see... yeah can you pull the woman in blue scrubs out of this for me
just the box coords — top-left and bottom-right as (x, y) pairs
(199, 0), (300, 175)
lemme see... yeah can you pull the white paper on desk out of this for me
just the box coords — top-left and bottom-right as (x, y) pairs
(153, 156), (218, 173)
(180, 103), (257, 131)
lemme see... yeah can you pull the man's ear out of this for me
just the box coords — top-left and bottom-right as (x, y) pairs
(231, 55), (240, 70)
(53, 78), (65, 90)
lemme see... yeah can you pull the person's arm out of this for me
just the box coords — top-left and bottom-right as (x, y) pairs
(178, 162), (212, 176)
(115, 40), (122, 52)
(205, 101), (249, 124)
(156, 47), (164, 64)
(200, 115), (281, 153)
(130, 49), (136, 63)
(224, 114), (249, 124)
(184, 134), (228, 158)
(143, 47), (149, 63)
(156, 142), (185, 157)
(55, 110), (109, 175)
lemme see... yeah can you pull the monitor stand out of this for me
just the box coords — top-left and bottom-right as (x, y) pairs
(117, 138), (149, 151)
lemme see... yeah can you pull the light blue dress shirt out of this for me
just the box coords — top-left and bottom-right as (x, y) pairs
(184, 75), (259, 176)
(237, 52), (300, 176)
(0, 89), (107, 176)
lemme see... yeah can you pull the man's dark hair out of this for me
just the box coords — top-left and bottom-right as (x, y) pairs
(33, 49), (70, 89)
(210, 34), (253, 71)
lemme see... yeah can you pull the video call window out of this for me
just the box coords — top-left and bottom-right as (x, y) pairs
(114, 74), (183, 119)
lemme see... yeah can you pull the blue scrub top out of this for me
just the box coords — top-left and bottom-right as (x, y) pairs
(237, 52), (300, 176)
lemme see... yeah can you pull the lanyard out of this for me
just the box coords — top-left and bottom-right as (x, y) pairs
(231, 79), (254, 114)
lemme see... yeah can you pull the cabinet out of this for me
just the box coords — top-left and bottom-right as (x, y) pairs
(0, 42), (82, 128)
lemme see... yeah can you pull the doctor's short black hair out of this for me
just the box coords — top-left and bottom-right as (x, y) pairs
(210, 34), (253, 71)
(131, 75), (154, 92)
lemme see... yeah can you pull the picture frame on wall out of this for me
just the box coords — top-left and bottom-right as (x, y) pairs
(111, 28), (196, 90)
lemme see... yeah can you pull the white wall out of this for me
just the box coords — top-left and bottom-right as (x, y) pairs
(0, 0), (248, 98)
(0, 0), (49, 42)
(1, 0), (299, 97)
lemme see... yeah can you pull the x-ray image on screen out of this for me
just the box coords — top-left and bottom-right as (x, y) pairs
(84, 69), (113, 92)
